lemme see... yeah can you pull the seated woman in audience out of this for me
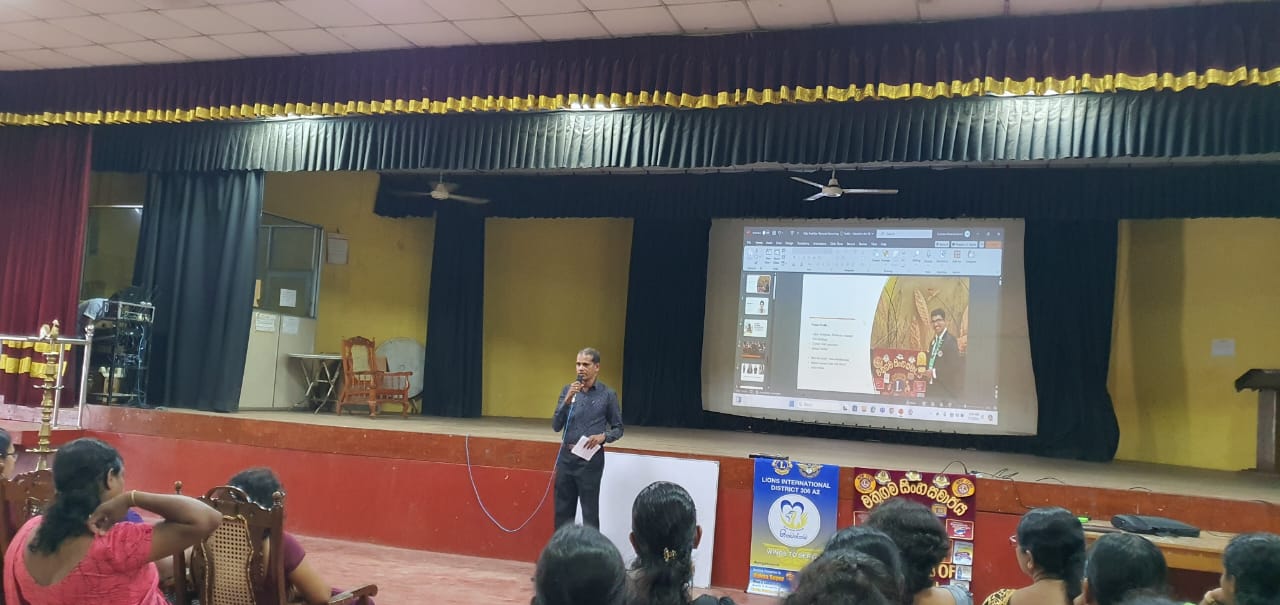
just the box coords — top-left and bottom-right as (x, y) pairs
(981, 507), (1085, 605)
(824, 526), (905, 604)
(865, 498), (971, 605)
(1078, 533), (1168, 605)
(1, 427), (16, 479)
(627, 481), (733, 605)
(785, 550), (897, 605)
(1199, 532), (1280, 605)
(225, 467), (374, 605)
(3, 437), (221, 605)
(534, 524), (627, 605)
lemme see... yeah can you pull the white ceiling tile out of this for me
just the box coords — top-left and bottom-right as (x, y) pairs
(580, 0), (660, 9)
(219, 2), (315, 30)
(203, 0), (267, 4)
(106, 39), (187, 62)
(0, 31), (39, 51)
(158, 35), (244, 60)
(211, 31), (296, 55)
(269, 28), (353, 53)
(134, 0), (213, 8)
(348, 0), (444, 24)
(1009, 0), (1095, 15)
(8, 48), (87, 68)
(65, 0), (148, 14)
(160, 7), (256, 34)
(50, 15), (147, 44)
(746, 0), (833, 28)
(424, 0), (513, 20)
(453, 16), (540, 43)
(278, 0), (378, 27)
(59, 44), (138, 65)
(0, 21), (92, 48)
(669, 1), (756, 33)
(0, 52), (39, 70)
(664, 0), (727, 4)
(12, 0), (89, 19)
(102, 11), (199, 38)
(388, 21), (474, 46)
(594, 6), (680, 35)
(328, 25), (415, 49)
(501, 0), (585, 16)
(521, 11), (608, 39)
(917, 0), (1004, 20)
(0, 5), (34, 23)
(831, 0), (918, 23)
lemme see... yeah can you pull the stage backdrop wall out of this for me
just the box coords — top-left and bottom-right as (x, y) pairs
(482, 218), (632, 418)
(261, 172), (435, 354)
(1110, 218), (1280, 471)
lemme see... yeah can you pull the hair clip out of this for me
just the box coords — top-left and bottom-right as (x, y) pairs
(663, 547), (677, 562)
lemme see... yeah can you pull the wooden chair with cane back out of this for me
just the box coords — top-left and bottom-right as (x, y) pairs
(336, 336), (412, 418)
(0, 469), (54, 605)
(171, 482), (377, 605)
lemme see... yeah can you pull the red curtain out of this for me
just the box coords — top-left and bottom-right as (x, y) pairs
(0, 127), (92, 406)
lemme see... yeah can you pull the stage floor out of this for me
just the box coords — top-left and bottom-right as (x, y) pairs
(186, 409), (1277, 504)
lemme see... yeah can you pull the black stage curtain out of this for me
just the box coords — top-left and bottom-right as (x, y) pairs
(420, 204), (486, 417)
(621, 219), (711, 428)
(133, 171), (263, 412)
(92, 87), (1280, 174)
(1021, 220), (1120, 460)
(378, 165), (1280, 221)
(4, 3), (1277, 125)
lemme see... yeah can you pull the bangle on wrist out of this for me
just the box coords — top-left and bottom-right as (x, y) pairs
(129, 490), (137, 507)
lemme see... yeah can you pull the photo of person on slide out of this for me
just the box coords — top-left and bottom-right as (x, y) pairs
(928, 309), (965, 399)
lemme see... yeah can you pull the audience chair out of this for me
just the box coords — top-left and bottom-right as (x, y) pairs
(172, 483), (377, 605)
(0, 469), (54, 554)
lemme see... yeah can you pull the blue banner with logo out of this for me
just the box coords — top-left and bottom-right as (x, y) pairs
(746, 457), (840, 596)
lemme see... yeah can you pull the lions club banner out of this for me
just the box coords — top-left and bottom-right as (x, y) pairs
(747, 458), (839, 596)
(852, 468), (978, 593)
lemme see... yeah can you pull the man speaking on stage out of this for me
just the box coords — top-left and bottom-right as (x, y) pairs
(552, 347), (624, 528)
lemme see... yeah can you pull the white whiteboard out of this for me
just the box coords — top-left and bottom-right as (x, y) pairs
(575, 451), (720, 588)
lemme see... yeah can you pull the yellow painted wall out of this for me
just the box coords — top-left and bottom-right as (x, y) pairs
(261, 172), (434, 352)
(483, 219), (633, 419)
(1110, 218), (1280, 471)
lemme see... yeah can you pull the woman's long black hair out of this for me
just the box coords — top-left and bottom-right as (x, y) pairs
(1084, 532), (1168, 605)
(534, 524), (627, 605)
(1016, 507), (1086, 601)
(1222, 532), (1280, 605)
(628, 481), (699, 605)
(864, 498), (950, 597)
(28, 438), (123, 555)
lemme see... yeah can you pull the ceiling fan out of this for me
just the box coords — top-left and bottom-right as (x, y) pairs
(389, 174), (490, 205)
(790, 170), (898, 201)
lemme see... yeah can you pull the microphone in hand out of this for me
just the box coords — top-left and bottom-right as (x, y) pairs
(568, 373), (586, 404)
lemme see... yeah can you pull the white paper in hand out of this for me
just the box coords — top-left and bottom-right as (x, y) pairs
(571, 435), (601, 461)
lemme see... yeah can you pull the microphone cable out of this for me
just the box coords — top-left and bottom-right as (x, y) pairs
(464, 392), (576, 534)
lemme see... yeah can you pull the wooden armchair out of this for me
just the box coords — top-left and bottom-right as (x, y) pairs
(0, 469), (54, 557)
(172, 483), (377, 605)
(336, 337), (412, 418)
